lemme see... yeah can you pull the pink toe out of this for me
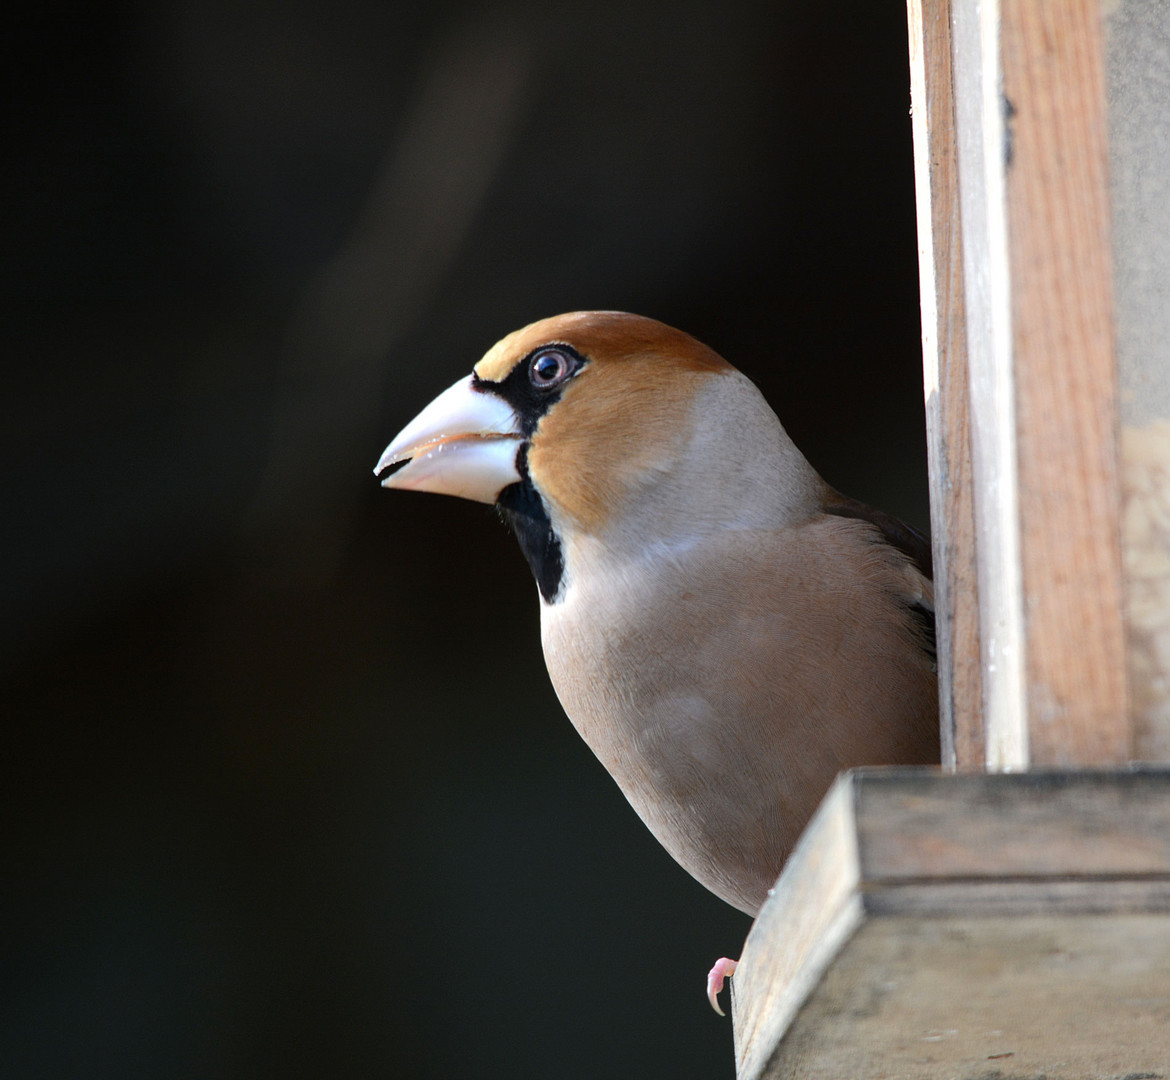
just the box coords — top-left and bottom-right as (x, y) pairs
(706, 956), (739, 1016)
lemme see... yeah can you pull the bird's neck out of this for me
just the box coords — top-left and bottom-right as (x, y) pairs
(497, 473), (565, 603)
(500, 371), (825, 607)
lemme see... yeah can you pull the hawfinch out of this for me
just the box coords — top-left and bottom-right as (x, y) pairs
(376, 311), (938, 918)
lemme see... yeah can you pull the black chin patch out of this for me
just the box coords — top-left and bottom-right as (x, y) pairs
(496, 447), (564, 604)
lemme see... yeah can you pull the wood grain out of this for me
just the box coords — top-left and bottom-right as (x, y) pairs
(731, 776), (863, 1080)
(732, 768), (1170, 1080)
(1001, 0), (1130, 764)
(907, 0), (985, 770)
(950, 0), (1031, 769)
(855, 767), (1170, 881)
(766, 913), (1170, 1079)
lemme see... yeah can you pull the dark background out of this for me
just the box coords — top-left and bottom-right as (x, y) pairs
(4, 3), (927, 1077)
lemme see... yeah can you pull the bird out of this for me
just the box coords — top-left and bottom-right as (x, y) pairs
(374, 311), (938, 1009)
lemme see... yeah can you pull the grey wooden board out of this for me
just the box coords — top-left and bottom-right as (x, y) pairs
(731, 767), (1170, 1080)
(769, 913), (1170, 1080)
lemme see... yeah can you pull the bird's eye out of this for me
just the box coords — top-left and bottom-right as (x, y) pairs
(529, 349), (573, 389)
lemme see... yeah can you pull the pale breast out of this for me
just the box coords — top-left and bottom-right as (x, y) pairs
(539, 516), (938, 914)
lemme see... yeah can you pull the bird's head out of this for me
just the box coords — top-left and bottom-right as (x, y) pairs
(375, 311), (821, 601)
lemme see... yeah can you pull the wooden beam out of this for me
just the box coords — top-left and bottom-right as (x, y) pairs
(914, 0), (1129, 767)
(907, 0), (984, 770)
(949, 0), (1030, 768)
(1001, 0), (1129, 765)
(731, 768), (1170, 1080)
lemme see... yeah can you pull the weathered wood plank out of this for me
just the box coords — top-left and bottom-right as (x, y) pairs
(731, 777), (864, 1080)
(924, 0), (1130, 767)
(764, 914), (1170, 1080)
(1001, 0), (1129, 765)
(732, 768), (1170, 1080)
(950, 0), (1030, 770)
(907, 0), (984, 771)
(856, 768), (1170, 880)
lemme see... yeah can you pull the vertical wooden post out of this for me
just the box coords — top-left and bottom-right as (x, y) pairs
(912, 0), (1129, 769)
(950, 0), (1031, 769)
(1001, 0), (1129, 765)
(907, 0), (984, 770)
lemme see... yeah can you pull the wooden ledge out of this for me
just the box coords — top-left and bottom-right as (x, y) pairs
(731, 767), (1170, 1079)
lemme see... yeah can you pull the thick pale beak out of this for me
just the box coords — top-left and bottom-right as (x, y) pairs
(374, 375), (523, 504)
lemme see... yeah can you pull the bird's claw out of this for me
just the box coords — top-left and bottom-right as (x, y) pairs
(706, 957), (739, 1016)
